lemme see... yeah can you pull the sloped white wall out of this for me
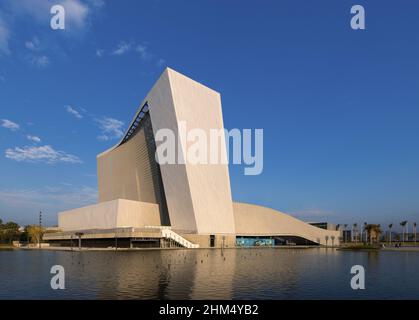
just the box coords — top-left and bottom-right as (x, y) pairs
(233, 202), (340, 245)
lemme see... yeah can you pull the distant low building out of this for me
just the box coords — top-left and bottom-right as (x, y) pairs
(342, 230), (352, 242)
(308, 222), (337, 231)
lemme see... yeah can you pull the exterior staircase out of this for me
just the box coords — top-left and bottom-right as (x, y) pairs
(144, 226), (199, 248)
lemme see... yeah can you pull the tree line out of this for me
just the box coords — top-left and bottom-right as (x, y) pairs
(337, 221), (417, 244)
(0, 218), (44, 244)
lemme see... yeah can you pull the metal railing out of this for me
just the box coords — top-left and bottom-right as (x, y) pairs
(160, 229), (199, 248)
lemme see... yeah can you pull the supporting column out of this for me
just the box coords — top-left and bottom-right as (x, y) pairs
(75, 232), (84, 250)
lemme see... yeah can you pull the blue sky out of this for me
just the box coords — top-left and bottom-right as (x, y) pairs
(1, 0), (419, 230)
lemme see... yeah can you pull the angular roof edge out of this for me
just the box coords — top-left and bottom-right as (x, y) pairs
(97, 67), (219, 158)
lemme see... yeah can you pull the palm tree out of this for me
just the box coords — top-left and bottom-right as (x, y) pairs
(363, 222), (367, 243)
(378, 224), (381, 243)
(331, 235), (335, 247)
(325, 235), (329, 246)
(406, 221), (409, 241)
(344, 224), (348, 243)
(388, 223), (393, 245)
(352, 223), (358, 243)
(364, 224), (372, 244)
(400, 221), (407, 244)
(364, 224), (370, 244)
(364, 224), (382, 244)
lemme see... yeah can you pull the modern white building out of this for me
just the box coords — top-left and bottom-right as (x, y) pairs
(44, 68), (339, 248)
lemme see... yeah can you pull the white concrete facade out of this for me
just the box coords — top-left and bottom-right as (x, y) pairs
(58, 199), (160, 232)
(97, 68), (235, 235)
(55, 68), (340, 246)
(233, 202), (340, 246)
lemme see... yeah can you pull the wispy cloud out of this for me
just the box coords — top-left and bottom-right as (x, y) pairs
(135, 44), (152, 60)
(96, 49), (104, 57)
(95, 117), (124, 140)
(108, 41), (159, 62)
(62, 0), (90, 28)
(26, 135), (41, 143)
(1, 0), (104, 59)
(6, 0), (91, 31)
(5, 145), (82, 164)
(87, 0), (105, 8)
(0, 17), (10, 56)
(104, 41), (164, 67)
(23, 36), (50, 67)
(22, 36), (50, 68)
(113, 41), (165, 66)
(31, 55), (50, 68)
(1, 119), (20, 131)
(111, 41), (132, 55)
(65, 105), (83, 119)
(0, 185), (97, 211)
(291, 208), (334, 221)
(156, 58), (166, 67)
(25, 36), (41, 51)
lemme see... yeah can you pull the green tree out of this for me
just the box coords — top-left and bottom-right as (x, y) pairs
(0, 221), (20, 244)
(363, 222), (367, 243)
(26, 225), (45, 244)
(344, 224), (348, 243)
(388, 223), (393, 245)
(353, 223), (358, 243)
(364, 224), (382, 244)
(400, 221), (407, 243)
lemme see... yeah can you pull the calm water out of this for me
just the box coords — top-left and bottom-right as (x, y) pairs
(0, 248), (418, 299)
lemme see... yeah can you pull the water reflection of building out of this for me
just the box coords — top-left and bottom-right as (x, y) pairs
(44, 68), (340, 248)
(53, 250), (235, 299)
(49, 248), (348, 299)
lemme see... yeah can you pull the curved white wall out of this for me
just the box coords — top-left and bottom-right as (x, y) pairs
(233, 202), (340, 245)
(97, 118), (157, 204)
